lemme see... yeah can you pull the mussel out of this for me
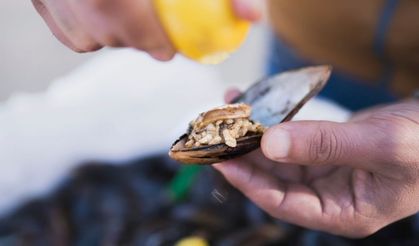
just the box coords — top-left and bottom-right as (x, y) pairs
(169, 66), (332, 164)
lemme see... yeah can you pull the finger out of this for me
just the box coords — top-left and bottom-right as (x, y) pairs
(231, 0), (262, 21)
(214, 160), (287, 215)
(214, 160), (326, 231)
(240, 150), (304, 183)
(66, 0), (121, 48)
(261, 121), (380, 171)
(33, 0), (100, 52)
(32, 0), (77, 50)
(70, 0), (175, 59)
(224, 88), (241, 103)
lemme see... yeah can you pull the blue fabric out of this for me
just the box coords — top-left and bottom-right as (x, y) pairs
(268, 0), (400, 111)
(373, 0), (399, 87)
(374, 0), (399, 60)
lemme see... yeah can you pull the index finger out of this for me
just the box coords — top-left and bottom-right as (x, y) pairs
(214, 159), (327, 232)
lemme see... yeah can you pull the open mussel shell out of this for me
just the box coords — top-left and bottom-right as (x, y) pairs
(170, 66), (332, 165)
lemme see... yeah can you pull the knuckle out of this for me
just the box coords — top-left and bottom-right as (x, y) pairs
(70, 46), (85, 53)
(71, 41), (102, 53)
(68, 33), (103, 52)
(70, 45), (90, 53)
(99, 34), (121, 47)
(59, 30), (102, 52)
(308, 127), (343, 164)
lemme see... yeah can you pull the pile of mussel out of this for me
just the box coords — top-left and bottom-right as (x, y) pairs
(0, 154), (418, 245)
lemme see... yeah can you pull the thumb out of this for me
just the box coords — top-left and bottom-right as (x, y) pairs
(261, 121), (373, 169)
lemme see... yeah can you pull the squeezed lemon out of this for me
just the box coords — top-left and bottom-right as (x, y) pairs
(155, 0), (250, 64)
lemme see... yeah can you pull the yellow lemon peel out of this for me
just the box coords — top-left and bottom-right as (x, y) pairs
(155, 0), (250, 64)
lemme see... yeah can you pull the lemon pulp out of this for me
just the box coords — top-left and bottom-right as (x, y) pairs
(155, 0), (250, 64)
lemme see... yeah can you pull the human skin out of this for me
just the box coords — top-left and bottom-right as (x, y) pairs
(31, 0), (261, 60)
(214, 89), (419, 238)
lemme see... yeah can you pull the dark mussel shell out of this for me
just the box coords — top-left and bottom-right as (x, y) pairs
(169, 66), (332, 165)
(169, 134), (262, 164)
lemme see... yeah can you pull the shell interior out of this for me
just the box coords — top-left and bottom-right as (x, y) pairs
(233, 66), (331, 126)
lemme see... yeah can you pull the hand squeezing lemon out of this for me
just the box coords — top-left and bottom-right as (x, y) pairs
(33, 0), (255, 63)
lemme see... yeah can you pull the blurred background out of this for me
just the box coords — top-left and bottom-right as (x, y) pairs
(0, 1), (92, 101)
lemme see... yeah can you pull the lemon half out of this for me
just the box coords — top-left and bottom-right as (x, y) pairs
(155, 0), (250, 64)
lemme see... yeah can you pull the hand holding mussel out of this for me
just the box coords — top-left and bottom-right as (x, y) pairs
(169, 66), (332, 164)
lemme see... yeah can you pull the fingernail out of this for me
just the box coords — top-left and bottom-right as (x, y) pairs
(263, 127), (291, 160)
